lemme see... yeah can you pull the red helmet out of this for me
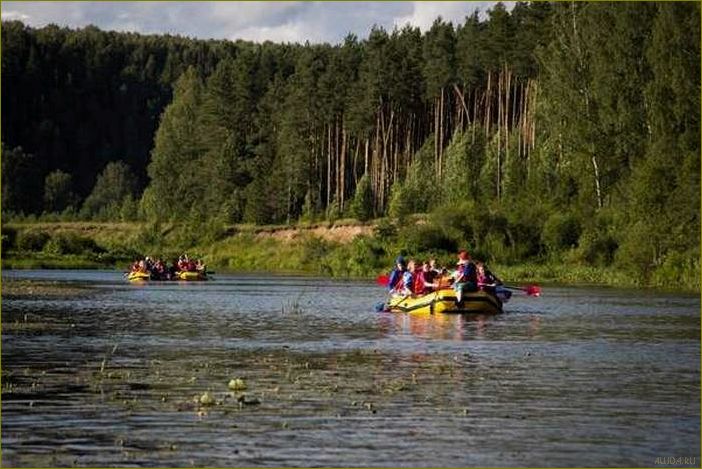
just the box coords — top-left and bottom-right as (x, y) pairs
(458, 250), (470, 261)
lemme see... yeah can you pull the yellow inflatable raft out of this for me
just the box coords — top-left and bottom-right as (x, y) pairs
(387, 288), (502, 315)
(176, 270), (207, 281)
(127, 271), (151, 282)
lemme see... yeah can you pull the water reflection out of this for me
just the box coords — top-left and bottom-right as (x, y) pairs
(381, 311), (545, 342)
(2, 271), (700, 467)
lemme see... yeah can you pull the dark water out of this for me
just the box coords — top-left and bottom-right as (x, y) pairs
(2, 270), (699, 467)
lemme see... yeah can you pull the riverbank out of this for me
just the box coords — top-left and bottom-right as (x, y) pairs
(2, 221), (698, 292)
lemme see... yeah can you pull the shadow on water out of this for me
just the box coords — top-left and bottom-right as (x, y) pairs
(2, 271), (700, 467)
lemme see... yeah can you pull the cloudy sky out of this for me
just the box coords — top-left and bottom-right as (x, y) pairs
(1, 1), (500, 44)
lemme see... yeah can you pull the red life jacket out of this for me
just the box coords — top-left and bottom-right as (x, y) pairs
(413, 270), (425, 295)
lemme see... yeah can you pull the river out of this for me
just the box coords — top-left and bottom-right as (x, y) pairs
(2, 270), (699, 467)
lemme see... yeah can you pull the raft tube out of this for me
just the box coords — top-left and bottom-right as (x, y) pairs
(127, 271), (151, 282)
(387, 288), (502, 315)
(176, 270), (207, 281)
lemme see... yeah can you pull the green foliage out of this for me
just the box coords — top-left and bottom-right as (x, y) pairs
(43, 170), (77, 213)
(387, 181), (411, 221)
(300, 190), (318, 223)
(373, 218), (398, 241)
(146, 67), (205, 221)
(300, 236), (331, 271)
(398, 223), (460, 256)
(243, 174), (274, 225)
(15, 230), (50, 252)
(81, 161), (137, 219)
(1, 144), (43, 214)
(43, 233), (102, 256)
(441, 130), (482, 205)
(325, 198), (341, 222)
(2, 226), (17, 253)
(614, 220), (656, 284)
(350, 174), (373, 221)
(541, 213), (582, 254)
(3, 3), (699, 290)
(402, 137), (438, 213)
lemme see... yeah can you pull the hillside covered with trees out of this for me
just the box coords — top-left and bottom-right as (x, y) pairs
(2, 2), (699, 287)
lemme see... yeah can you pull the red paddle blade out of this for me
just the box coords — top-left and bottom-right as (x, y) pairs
(525, 285), (541, 297)
(376, 275), (390, 286)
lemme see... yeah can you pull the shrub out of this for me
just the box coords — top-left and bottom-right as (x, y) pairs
(43, 233), (102, 255)
(373, 218), (398, 241)
(399, 223), (460, 255)
(300, 236), (331, 270)
(1, 226), (17, 253)
(350, 174), (373, 221)
(15, 230), (50, 252)
(541, 212), (581, 254)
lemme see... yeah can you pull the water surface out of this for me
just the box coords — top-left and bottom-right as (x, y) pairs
(2, 270), (699, 467)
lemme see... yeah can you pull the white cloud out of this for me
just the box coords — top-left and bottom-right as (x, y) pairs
(1, 10), (31, 22)
(394, 1), (500, 31)
(1, 1), (501, 44)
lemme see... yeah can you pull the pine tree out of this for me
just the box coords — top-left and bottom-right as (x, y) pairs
(146, 67), (205, 220)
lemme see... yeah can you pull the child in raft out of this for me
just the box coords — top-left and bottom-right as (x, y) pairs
(413, 260), (439, 295)
(453, 250), (478, 304)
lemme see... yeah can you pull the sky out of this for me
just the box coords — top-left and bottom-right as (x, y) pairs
(1, 1), (501, 44)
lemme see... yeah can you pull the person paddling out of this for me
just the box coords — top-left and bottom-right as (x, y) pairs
(414, 260), (438, 295)
(453, 250), (478, 304)
(476, 261), (501, 293)
(387, 256), (408, 293)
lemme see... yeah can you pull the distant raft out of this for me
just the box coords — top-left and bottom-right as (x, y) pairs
(175, 270), (207, 281)
(127, 271), (151, 282)
(126, 271), (208, 282)
(387, 289), (503, 315)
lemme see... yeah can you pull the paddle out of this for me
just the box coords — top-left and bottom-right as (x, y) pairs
(376, 274), (390, 286)
(502, 284), (541, 296)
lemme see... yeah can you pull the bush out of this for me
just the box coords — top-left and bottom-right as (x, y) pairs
(43, 233), (102, 255)
(350, 174), (373, 221)
(651, 250), (700, 290)
(399, 223), (460, 255)
(15, 230), (51, 252)
(577, 231), (618, 266)
(541, 213), (581, 254)
(373, 218), (398, 241)
(429, 201), (476, 246)
(387, 181), (411, 221)
(300, 236), (331, 271)
(1, 226), (17, 253)
(614, 221), (655, 284)
(323, 235), (387, 277)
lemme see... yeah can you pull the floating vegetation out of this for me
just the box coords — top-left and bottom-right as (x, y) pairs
(227, 378), (247, 391)
(198, 391), (215, 406)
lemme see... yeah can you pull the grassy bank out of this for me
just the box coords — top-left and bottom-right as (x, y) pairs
(2, 221), (699, 292)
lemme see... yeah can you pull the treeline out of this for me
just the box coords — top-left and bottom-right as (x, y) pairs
(2, 2), (699, 285)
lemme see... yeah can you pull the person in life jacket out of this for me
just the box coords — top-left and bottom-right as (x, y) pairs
(414, 260), (439, 295)
(476, 261), (501, 293)
(476, 261), (511, 301)
(397, 259), (417, 295)
(453, 249), (478, 303)
(387, 255), (407, 293)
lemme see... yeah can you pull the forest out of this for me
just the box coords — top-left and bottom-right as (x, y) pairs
(1, 2), (700, 287)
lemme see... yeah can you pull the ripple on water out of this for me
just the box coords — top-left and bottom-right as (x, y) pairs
(2, 270), (699, 467)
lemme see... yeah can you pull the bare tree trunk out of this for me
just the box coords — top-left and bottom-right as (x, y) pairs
(485, 71), (492, 141)
(364, 137), (369, 175)
(472, 87), (478, 144)
(340, 121), (346, 210)
(434, 96), (439, 177)
(439, 87), (445, 179)
(327, 123), (332, 208)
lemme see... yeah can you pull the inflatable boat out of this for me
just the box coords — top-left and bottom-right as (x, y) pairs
(386, 288), (503, 315)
